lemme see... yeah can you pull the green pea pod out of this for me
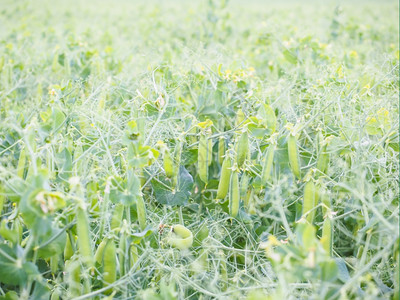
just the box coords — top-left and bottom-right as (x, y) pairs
(207, 138), (213, 166)
(302, 180), (316, 224)
(219, 250), (228, 291)
(76, 207), (94, 267)
(110, 203), (124, 231)
(321, 192), (331, 217)
(119, 232), (127, 276)
(66, 259), (81, 298)
(17, 146), (26, 178)
(0, 183), (4, 214)
(168, 224), (193, 250)
(94, 238), (108, 265)
(164, 148), (174, 178)
(229, 171), (240, 217)
(136, 194), (146, 231)
(235, 109), (245, 127)
(64, 233), (75, 261)
(216, 156), (231, 200)
(193, 223), (209, 247)
(50, 254), (59, 274)
(236, 132), (248, 168)
(198, 133), (208, 183)
(240, 172), (250, 199)
(261, 144), (275, 185)
(103, 238), (117, 292)
(316, 144), (329, 175)
(130, 244), (138, 269)
(321, 216), (332, 256)
(218, 137), (225, 165)
(288, 134), (301, 179)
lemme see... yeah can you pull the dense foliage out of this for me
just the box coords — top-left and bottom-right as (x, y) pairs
(0, 0), (398, 299)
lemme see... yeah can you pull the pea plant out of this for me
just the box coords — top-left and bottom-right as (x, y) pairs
(0, 0), (398, 299)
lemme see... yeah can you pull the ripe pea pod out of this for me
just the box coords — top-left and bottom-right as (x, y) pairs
(218, 137), (225, 165)
(172, 140), (183, 186)
(247, 189), (256, 215)
(130, 244), (138, 269)
(219, 250), (228, 291)
(66, 259), (81, 298)
(216, 156), (231, 200)
(235, 109), (245, 127)
(193, 222), (209, 247)
(94, 238), (108, 265)
(110, 203), (124, 231)
(198, 132), (208, 183)
(322, 193), (331, 217)
(76, 207), (94, 267)
(0, 183), (4, 214)
(302, 179), (316, 224)
(136, 194), (146, 230)
(316, 144), (329, 175)
(261, 144), (275, 185)
(240, 172), (250, 199)
(64, 233), (75, 261)
(288, 133), (301, 179)
(50, 254), (59, 274)
(168, 224), (193, 250)
(103, 238), (117, 292)
(207, 138), (213, 166)
(164, 148), (174, 178)
(229, 170), (240, 218)
(321, 216), (332, 256)
(118, 223), (129, 276)
(236, 131), (248, 168)
(17, 146), (26, 178)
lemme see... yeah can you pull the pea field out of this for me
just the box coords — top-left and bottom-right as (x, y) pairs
(0, 0), (399, 299)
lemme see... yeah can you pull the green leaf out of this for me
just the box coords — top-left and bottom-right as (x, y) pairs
(152, 166), (193, 206)
(37, 227), (67, 259)
(0, 244), (40, 285)
(320, 259), (338, 282)
(131, 228), (153, 244)
(109, 171), (142, 206)
(0, 291), (19, 300)
(283, 49), (298, 64)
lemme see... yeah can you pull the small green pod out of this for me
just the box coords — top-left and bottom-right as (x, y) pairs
(64, 233), (74, 261)
(50, 254), (59, 274)
(0, 183), (4, 214)
(236, 132), (249, 168)
(240, 172), (250, 199)
(302, 180), (316, 224)
(219, 250), (228, 291)
(261, 144), (275, 185)
(17, 146), (26, 178)
(103, 238), (117, 292)
(164, 148), (174, 178)
(130, 244), (138, 269)
(136, 194), (146, 231)
(316, 144), (329, 175)
(76, 207), (94, 268)
(94, 238), (108, 265)
(207, 138), (213, 166)
(229, 171), (240, 217)
(218, 137), (225, 165)
(110, 203), (124, 231)
(66, 259), (81, 298)
(288, 134), (301, 179)
(321, 216), (332, 256)
(198, 133), (208, 183)
(216, 156), (231, 200)
(118, 233), (127, 276)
